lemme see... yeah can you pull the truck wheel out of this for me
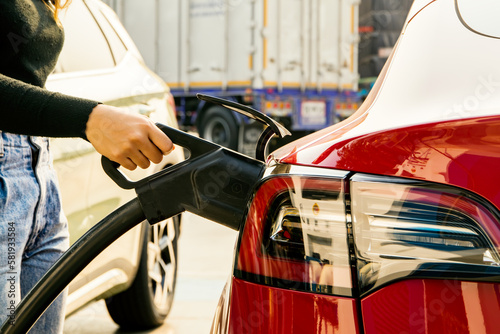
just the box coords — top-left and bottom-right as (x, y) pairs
(105, 216), (180, 330)
(199, 107), (239, 150)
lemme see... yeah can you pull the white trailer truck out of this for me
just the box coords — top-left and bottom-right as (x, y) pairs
(102, 0), (360, 152)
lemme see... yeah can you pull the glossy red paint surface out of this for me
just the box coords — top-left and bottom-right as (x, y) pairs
(275, 116), (500, 211)
(227, 278), (360, 334)
(362, 279), (500, 334)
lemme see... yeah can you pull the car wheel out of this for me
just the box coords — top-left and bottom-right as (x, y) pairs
(199, 106), (239, 150)
(105, 215), (180, 330)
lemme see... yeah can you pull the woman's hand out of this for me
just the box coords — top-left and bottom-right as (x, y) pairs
(85, 104), (173, 170)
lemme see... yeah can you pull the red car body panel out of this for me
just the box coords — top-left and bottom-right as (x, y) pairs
(228, 278), (360, 334)
(361, 279), (500, 334)
(276, 116), (500, 210)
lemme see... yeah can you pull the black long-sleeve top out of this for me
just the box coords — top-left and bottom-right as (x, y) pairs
(0, 0), (99, 139)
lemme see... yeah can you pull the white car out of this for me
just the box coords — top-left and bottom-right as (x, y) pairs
(46, 0), (184, 329)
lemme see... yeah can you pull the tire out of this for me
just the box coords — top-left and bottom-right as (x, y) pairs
(359, 55), (387, 78)
(358, 31), (400, 60)
(199, 106), (239, 150)
(105, 215), (180, 330)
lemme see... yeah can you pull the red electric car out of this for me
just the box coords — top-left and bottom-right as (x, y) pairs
(211, 0), (500, 333)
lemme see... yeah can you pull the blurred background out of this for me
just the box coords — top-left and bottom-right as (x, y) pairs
(100, 0), (413, 154)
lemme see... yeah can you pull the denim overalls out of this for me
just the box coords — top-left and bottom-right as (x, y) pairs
(0, 131), (69, 333)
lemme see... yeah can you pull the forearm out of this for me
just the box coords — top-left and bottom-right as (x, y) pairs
(0, 73), (174, 170)
(0, 73), (99, 138)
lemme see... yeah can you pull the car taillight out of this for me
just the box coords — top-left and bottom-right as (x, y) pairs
(351, 174), (500, 295)
(236, 172), (354, 297)
(235, 169), (500, 298)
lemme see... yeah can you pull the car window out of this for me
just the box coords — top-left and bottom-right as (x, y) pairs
(57, 0), (115, 72)
(87, 4), (128, 65)
(456, 0), (500, 39)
